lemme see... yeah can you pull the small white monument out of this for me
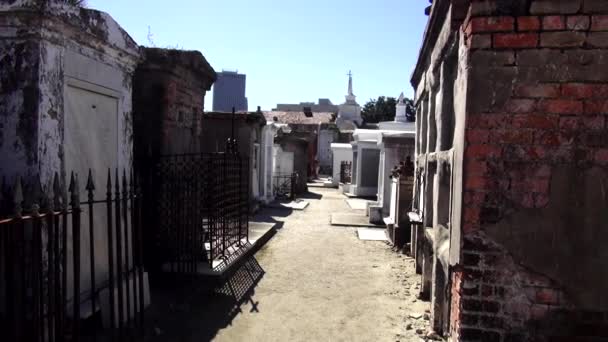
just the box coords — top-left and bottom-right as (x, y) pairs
(378, 92), (416, 131)
(336, 71), (362, 128)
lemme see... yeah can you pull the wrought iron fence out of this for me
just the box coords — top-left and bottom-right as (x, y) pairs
(143, 152), (250, 274)
(0, 170), (146, 342)
(340, 161), (352, 184)
(272, 173), (297, 200)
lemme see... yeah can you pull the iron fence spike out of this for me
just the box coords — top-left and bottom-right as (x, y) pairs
(106, 168), (112, 195)
(69, 172), (80, 206)
(122, 169), (128, 195)
(53, 172), (62, 209)
(115, 168), (120, 196)
(30, 175), (43, 214)
(86, 169), (95, 191)
(13, 176), (23, 217)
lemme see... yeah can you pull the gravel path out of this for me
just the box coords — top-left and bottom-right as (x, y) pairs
(149, 187), (433, 341)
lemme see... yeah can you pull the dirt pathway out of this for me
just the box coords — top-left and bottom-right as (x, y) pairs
(148, 187), (432, 341)
(212, 187), (431, 342)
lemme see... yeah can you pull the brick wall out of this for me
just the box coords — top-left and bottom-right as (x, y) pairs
(454, 0), (608, 340)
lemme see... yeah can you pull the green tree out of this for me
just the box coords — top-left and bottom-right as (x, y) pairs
(361, 95), (415, 123)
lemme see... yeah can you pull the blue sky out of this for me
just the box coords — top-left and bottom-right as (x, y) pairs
(87, 0), (429, 111)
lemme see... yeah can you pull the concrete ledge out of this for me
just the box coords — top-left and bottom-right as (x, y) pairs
(159, 222), (277, 283)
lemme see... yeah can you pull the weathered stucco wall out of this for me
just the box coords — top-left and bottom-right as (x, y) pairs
(0, 1), (140, 191)
(0, 0), (141, 313)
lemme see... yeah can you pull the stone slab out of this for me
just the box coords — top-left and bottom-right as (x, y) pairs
(267, 200), (309, 210)
(357, 228), (388, 241)
(346, 198), (372, 210)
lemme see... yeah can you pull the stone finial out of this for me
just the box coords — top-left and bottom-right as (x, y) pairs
(395, 91), (407, 123)
(397, 92), (405, 104)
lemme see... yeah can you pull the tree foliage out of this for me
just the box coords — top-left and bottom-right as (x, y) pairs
(361, 96), (416, 123)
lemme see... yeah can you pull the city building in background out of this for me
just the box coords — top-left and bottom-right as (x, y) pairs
(212, 70), (248, 112)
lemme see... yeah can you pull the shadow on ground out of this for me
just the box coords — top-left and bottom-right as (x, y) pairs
(299, 191), (323, 200)
(145, 257), (265, 342)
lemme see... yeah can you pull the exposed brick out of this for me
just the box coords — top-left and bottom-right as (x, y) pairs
(531, 0), (582, 15)
(467, 144), (503, 159)
(464, 206), (481, 224)
(480, 315), (504, 329)
(470, 1), (500, 16)
(513, 178), (550, 193)
(559, 116), (581, 130)
(583, 0), (608, 14)
(535, 193), (550, 207)
(584, 100), (608, 114)
(463, 298), (482, 312)
(468, 16), (515, 33)
(468, 34), (493, 49)
(531, 304), (549, 320)
(482, 300), (501, 313)
(536, 131), (561, 146)
(467, 128), (491, 144)
(518, 16), (541, 31)
(471, 50), (515, 66)
(480, 330), (502, 341)
(562, 83), (608, 99)
(504, 99), (538, 113)
(595, 149), (608, 163)
(514, 83), (560, 98)
(464, 253), (481, 267)
(462, 283), (480, 297)
(591, 15), (608, 31)
(540, 32), (587, 48)
(460, 313), (479, 326)
(494, 33), (538, 48)
(542, 15), (566, 30)
(513, 114), (558, 129)
(505, 333), (526, 342)
(583, 115), (605, 130)
(568, 15), (591, 30)
(517, 49), (566, 66)
(495, 129), (535, 144)
(536, 288), (561, 305)
(466, 175), (487, 189)
(468, 114), (511, 129)
(481, 284), (493, 296)
(464, 191), (486, 205)
(587, 32), (608, 47)
(460, 328), (482, 340)
(540, 99), (584, 114)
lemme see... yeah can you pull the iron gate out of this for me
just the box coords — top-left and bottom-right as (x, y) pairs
(146, 152), (249, 273)
(340, 161), (352, 184)
(272, 173), (297, 200)
(0, 170), (146, 342)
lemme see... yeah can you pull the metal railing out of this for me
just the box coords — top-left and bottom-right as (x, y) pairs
(340, 161), (352, 184)
(0, 170), (146, 341)
(143, 152), (250, 273)
(272, 173), (297, 200)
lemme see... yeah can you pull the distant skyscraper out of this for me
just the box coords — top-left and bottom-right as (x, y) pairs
(212, 70), (248, 112)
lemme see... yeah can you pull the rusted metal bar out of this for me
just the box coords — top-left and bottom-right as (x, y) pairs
(69, 172), (81, 342)
(134, 172), (145, 335)
(86, 170), (97, 341)
(106, 169), (116, 333)
(121, 170), (131, 329)
(114, 169), (124, 336)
